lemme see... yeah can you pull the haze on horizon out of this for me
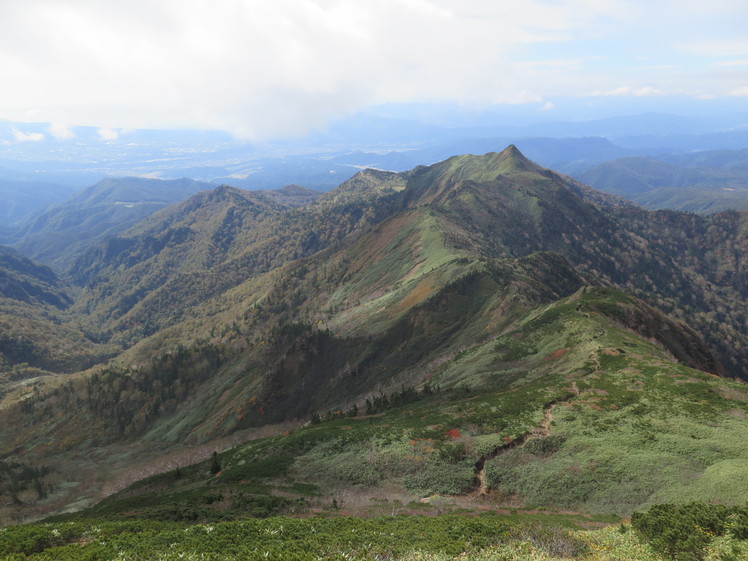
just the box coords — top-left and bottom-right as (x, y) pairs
(0, 0), (746, 142)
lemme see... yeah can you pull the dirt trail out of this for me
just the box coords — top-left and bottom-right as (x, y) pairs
(472, 391), (573, 497)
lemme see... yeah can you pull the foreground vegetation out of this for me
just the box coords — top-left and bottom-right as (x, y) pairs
(3, 506), (748, 561)
(41, 285), (745, 526)
(6, 284), (748, 527)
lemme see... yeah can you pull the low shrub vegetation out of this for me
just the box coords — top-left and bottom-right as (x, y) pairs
(632, 502), (748, 560)
(6, 511), (747, 560)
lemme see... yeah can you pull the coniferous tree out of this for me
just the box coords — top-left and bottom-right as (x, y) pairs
(210, 452), (221, 475)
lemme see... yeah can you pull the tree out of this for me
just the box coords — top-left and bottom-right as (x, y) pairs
(210, 452), (221, 475)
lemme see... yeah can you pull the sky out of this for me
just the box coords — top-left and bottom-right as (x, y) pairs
(0, 0), (746, 140)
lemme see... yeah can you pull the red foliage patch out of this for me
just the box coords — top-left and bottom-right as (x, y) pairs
(445, 429), (461, 439)
(545, 348), (569, 361)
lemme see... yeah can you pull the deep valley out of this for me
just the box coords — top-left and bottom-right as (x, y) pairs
(2, 147), (748, 560)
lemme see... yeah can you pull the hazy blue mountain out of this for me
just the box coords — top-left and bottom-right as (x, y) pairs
(579, 157), (703, 195)
(632, 186), (748, 214)
(276, 136), (636, 192)
(615, 130), (748, 152)
(577, 148), (748, 213)
(12, 176), (212, 271)
(1, 107), (747, 191)
(0, 179), (78, 228)
(663, 147), (748, 168)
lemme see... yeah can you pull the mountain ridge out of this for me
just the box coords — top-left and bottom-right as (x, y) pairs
(1, 146), (747, 525)
(12, 176), (213, 272)
(578, 149), (748, 213)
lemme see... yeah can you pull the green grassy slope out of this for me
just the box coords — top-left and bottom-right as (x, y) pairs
(2, 147), (748, 525)
(32, 285), (748, 525)
(68, 173), (406, 345)
(60, 148), (748, 380)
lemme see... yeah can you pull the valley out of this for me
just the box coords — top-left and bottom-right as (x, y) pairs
(1, 147), (748, 559)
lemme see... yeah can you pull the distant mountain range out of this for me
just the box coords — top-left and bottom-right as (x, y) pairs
(1, 147), (748, 527)
(0, 178), (77, 232)
(9, 177), (213, 272)
(1, 109), (747, 193)
(578, 148), (748, 213)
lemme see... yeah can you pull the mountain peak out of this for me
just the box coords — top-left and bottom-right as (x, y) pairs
(402, 146), (550, 207)
(486, 144), (538, 173)
(500, 144), (522, 158)
(212, 184), (242, 196)
(436, 146), (541, 181)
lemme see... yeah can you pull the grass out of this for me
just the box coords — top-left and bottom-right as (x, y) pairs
(6, 265), (748, 528)
(326, 209), (471, 336)
(9, 513), (748, 560)
(484, 373), (748, 514)
(39, 283), (748, 524)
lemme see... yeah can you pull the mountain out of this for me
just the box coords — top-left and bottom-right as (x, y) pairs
(578, 149), (748, 213)
(633, 185), (748, 214)
(0, 246), (115, 379)
(11, 176), (213, 272)
(325, 136), (634, 179)
(62, 283), (744, 523)
(0, 245), (70, 308)
(0, 179), (76, 229)
(1, 147), (748, 526)
(253, 184), (321, 207)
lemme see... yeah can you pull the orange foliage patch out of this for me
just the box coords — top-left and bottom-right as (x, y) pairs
(392, 277), (436, 315)
(445, 429), (461, 439)
(545, 348), (569, 361)
(355, 212), (417, 267)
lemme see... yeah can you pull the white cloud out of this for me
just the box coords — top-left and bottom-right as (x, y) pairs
(12, 128), (44, 142)
(540, 101), (555, 111)
(48, 122), (75, 140)
(589, 86), (663, 97)
(730, 87), (748, 96)
(97, 128), (120, 141)
(714, 60), (748, 67)
(520, 59), (586, 70)
(0, 0), (744, 139)
(681, 39), (748, 57)
(0, 0), (640, 138)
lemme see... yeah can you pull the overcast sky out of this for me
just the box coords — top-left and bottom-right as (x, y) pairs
(0, 0), (746, 140)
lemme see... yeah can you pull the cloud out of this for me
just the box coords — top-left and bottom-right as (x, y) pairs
(681, 39), (748, 57)
(730, 87), (748, 96)
(0, 0), (638, 138)
(0, 1), (745, 139)
(589, 86), (663, 97)
(714, 59), (748, 67)
(12, 128), (44, 142)
(540, 101), (555, 111)
(520, 59), (587, 70)
(48, 122), (75, 140)
(97, 128), (120, 140)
